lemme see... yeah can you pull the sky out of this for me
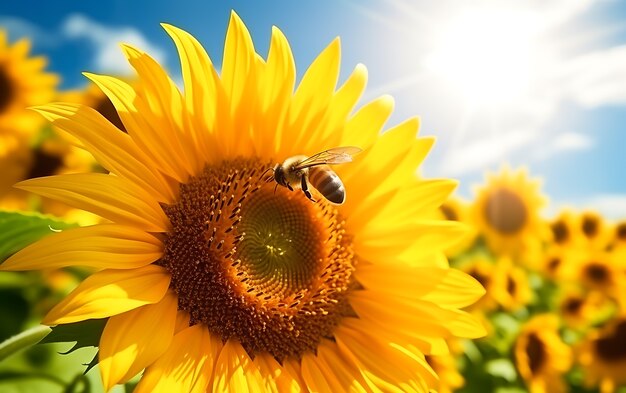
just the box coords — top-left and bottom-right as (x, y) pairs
(2, 0), (626, 219)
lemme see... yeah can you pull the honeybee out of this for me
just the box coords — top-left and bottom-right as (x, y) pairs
(269, 146), (362, 205)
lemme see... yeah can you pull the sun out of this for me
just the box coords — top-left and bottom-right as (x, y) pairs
(424, 9), (536, 106)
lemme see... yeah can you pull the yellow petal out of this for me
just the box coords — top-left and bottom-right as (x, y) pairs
(161, 23), (221, 165)
(118, 44), (196, 179)
(335, 319), (434, 392)
(253, 353), (303, 392)
(356, 264), (485, 309)
(134, 325), (218, 393)
(339, 94), (393, 151)
(284, 38), (341, 154)
(43, 265), (170, 325)
(254, 26), (295, 158)
(350, 291), (486, 340)
(0, 224), (162, 271)
(99, 291), (178, 390)
(16, 173), (169, 232)
(211, 339), (263, 393)
(31, 103), (176, 203)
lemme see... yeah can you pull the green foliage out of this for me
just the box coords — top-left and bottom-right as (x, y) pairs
(0, 210), (78, 262)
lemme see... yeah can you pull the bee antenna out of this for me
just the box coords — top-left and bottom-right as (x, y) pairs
(260, 166), (274, 182)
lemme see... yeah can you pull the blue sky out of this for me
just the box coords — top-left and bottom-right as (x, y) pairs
(2, 0), (626, 218)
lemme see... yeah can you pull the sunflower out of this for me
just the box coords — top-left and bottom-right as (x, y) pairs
(574, 250), (626, 302)
(436, 196), (477, 258)
(425, 352), (464, 393)
(539, 245), (577, 282)
(0, 29), (58, 202)
(461, 257), (502, 312)
(558, 288), (610, 329)
(0, 13), (485, 392)
(578, 316), (626, 392)
(578, 211), (611, 251)
(514, 315), (572, 393)
(0, 29), (58, 136)
(548, 210), (579, 248)
(470, 167), (546, 257)
(610, 220), (626, 251)
(495, 257), (532, 312)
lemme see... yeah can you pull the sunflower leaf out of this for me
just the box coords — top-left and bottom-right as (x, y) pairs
(0, 210), (78, 262)
(39, 319), (107, 355)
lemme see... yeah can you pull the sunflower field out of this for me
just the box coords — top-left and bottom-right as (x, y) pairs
(1, 6), (626, 393)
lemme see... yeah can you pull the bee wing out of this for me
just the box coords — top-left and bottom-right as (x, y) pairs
(294, 146), (362, 169)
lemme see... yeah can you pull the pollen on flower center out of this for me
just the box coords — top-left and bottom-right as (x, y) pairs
(0, 66), (14, 112)
(159, 158), (356, 360)
(484, 188), (527, 234)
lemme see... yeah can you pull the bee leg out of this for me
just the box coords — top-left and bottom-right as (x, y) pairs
(287, 183), (294, 191)
(301, 175), (316, 202)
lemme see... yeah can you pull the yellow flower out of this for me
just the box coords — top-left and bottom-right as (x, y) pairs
(610, 220), (626, 250)
(558, 289), (610, 329)
(539, 245), (577, 282)
(578, 316), (626, 393)
(578, 211), (611, 251)
(436, 196), (477, 257)
(495, 257), (532, 312)
(1, 13), (485, 392)
(574, 250), (626, 302)
(514, 315), (572, 393)
(0, 29), (58, 135)
(425, 352), (464, 393)
(0, 29), (58, 202)
(470, 166), (546, 257)
(461, 257), (502, 312)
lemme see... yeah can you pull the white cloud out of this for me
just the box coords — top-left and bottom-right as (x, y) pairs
(0, 16), (59, 47)
(563, 45), (626, 108)
(61, 14), (166, 75)
(552, 132), (594, 151)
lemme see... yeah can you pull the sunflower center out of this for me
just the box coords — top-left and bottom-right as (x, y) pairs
(506, 276), (517, 296)
(94, 96), (126, 132)
(595, 320), (626, 361)
(547, 257), (561, 273)
(484, 188), (527, 234)
(563, 297), (583, 314)
(584, 262), (609, 285)
(160, 158), (356, 361)
(581, 215), (599, 239)
(616, 223), (626, 241)
(551, 221), (569, 244)
(526, 333), (546, 375)
(26, 148), (63, 179)
(0, 65), (14, 113)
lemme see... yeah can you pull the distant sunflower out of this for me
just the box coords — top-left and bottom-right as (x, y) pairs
(548, 210), (579, 248)
(470, 167), (546, 257)
(494, 257), (532, 312)
(425, 352), (464, 393)
(437, 196), (477, 257)
(539, 245), (577, 282)
(1, 13), (485, 392)
(461, 258), (502, 312)
(514, 315), (572, 393)
(0, 29), (58, 203)
(559, 289), (609, 329)
(610, 220), (626, 250)
(579, 211), (611, 251)
(578, 316), (626, 393)
(0, 29), (58, 136)
(575, 250), (626, 301)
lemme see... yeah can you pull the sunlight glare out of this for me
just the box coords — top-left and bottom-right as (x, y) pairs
(425, 10), (536, 106)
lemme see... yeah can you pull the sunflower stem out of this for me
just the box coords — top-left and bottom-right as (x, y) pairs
(0, 325), (52, 362)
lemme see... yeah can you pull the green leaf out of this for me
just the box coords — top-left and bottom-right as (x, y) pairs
(0, 210), (78, 262)
(0, 325), (52, 362)
(486, 358), (518, 382)
(39, 319), (107, 355)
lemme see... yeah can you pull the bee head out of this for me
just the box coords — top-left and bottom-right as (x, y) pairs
(273, 164), (288, 188)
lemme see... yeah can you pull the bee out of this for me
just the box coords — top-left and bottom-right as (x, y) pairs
(269, 146), (362, 205)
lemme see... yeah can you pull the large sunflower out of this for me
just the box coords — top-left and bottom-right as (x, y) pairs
(470, 167), (546, 257)
(0, 13), (485, 392)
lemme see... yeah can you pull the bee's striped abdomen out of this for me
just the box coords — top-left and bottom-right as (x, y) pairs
(309, 166), (346, 205)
